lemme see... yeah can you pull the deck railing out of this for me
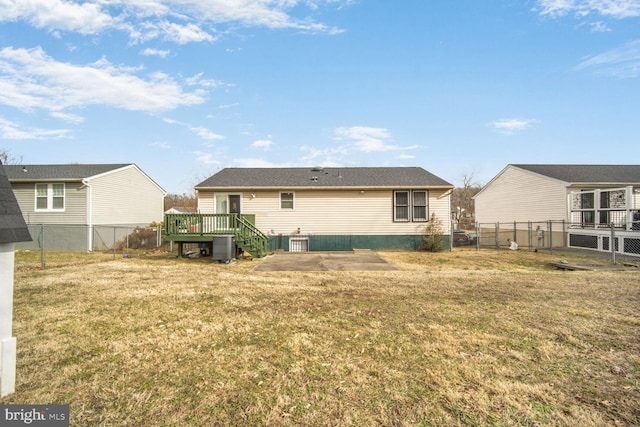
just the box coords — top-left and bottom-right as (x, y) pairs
(165, 213), (241, 235)
(164, 213), (268, 257)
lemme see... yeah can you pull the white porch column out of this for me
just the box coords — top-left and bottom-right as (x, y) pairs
(0, 242), (17, 397)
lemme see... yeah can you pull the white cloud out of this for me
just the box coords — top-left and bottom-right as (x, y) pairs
(0, 0), (349, 42)
(0, 117), (70, 139)
(234, 158), (279, 167)
(186, 72), (226, 88)
(588, 21), (612, 32)
(155, 21), (216, 44)
(334, 126), (418, 152)
(194, 151), (220, 165)
(190, 126), (225, 140)
(575, 39), (640, 77)
(49, 111), (84, 123)
(536, 0), (640, 19)
(141, 48), (170, 57)
(150, 141), (171, 149)
(0, 46), (205, 114)
(490, 118), (537, 135)
(251, 139), (272, 150)
(0, 0), (115, 34)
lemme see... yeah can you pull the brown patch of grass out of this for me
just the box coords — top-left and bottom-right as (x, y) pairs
(2, 250), (639, 426)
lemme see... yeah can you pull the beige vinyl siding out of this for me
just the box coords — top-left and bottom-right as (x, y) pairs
(200, 188), (451, 235)
(10, 182), (88, 225)
(475, 166), (568, 224)
(89, 166), (164, 225)
(197, 191), (214, 213)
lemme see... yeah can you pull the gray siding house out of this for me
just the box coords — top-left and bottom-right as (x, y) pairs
(5, 164), (166, 251)
(192, 167), (453, 252)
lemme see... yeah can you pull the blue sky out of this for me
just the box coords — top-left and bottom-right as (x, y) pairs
(1, 1), (639, 194)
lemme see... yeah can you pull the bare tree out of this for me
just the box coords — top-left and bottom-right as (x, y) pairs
(451, 174), (482, 230)
(164, 193), (197, 212)
(0, 149), (23, 165)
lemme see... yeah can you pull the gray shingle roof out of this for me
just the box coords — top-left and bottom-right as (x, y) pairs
(196, 167), (453, 189)
(0, 162), (31, 244)
(513, 164), (640, 184)
(4, 164), (132, 181)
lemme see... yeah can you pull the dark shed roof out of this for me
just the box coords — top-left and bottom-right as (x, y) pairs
(513, 164), (640, 184)
(4, 164), (132, 181)
(0, 162), (31, 244)
(196, 167), (453, 189)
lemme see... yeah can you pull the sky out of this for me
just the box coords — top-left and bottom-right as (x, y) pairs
(1, 0), (639, 194)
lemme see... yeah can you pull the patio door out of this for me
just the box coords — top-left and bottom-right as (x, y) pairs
(215, 194), (241, 230)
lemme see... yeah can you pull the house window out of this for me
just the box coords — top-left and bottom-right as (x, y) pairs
(580, 192), (595, 226)
(412, 190), (428, 222)
(394, 190), (428, 222)
(280, 192), (294, 210)
(394, 191), (410, 222)
(35, 183), (65, 211)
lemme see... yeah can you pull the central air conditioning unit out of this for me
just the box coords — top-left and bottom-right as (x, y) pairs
(212, 235), (235, 263)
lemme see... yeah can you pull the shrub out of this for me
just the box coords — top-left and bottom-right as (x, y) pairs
(419, 213), (445, 252)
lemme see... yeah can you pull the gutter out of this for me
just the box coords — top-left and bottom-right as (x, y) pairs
(82, 179), (93, 252)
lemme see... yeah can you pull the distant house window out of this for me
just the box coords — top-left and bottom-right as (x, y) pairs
(394, 190), (429, 222)
(280, 192), (294, 210)
(35, 183), (65, 211)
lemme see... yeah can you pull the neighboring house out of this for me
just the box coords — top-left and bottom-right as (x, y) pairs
(181, 167), (453, 254)
(0, 161), (31, 397)
(474, 164), (640, 254)
(5, 164), (166, 251)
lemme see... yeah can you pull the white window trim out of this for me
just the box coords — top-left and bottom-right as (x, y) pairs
(393, 190), (429, 222)
(280, 191), (295, 210)
(34, 183), (65, 212)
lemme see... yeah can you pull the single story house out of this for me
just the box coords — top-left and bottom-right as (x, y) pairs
(0, 160), (31, 397)
(474, 164), (640, 254)
(181, 167), (453, 254)
(5, 163), (166, 251)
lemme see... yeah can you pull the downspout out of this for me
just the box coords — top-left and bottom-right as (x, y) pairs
(82, 179), (93, 252)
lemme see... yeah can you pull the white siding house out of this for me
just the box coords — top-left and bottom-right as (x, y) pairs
(474, 164), (640, 255)
(475, 164), (640, 225)
(194, 167), (453, 251)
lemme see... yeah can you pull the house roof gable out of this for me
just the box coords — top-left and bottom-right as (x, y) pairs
(0, 162), (31, 244)
(512, 164), (640, 185)
(196, 167), (453, 189)
(5, 163), (166, 194)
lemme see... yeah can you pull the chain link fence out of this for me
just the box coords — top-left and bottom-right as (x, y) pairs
(477, 220), (640, 263)
(15, 224), (165, 267)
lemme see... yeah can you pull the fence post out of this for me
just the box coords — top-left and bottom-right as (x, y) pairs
(495, 222), (500, 250)
(611, 222), (616, 265)
(547, 221), (552, 254)
(528, 222), (532, 250)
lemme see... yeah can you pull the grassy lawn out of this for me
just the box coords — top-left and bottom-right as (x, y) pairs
(2, 250), (639, 426)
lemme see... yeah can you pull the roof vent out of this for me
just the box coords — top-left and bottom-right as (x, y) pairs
(311, 176), (318, 182)
(311, 166), (324, 172)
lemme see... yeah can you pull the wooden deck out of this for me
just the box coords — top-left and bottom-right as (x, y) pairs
(164, 213), (268, 257)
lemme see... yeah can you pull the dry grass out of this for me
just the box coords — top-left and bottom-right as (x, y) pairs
(2, 249), (639, 426)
